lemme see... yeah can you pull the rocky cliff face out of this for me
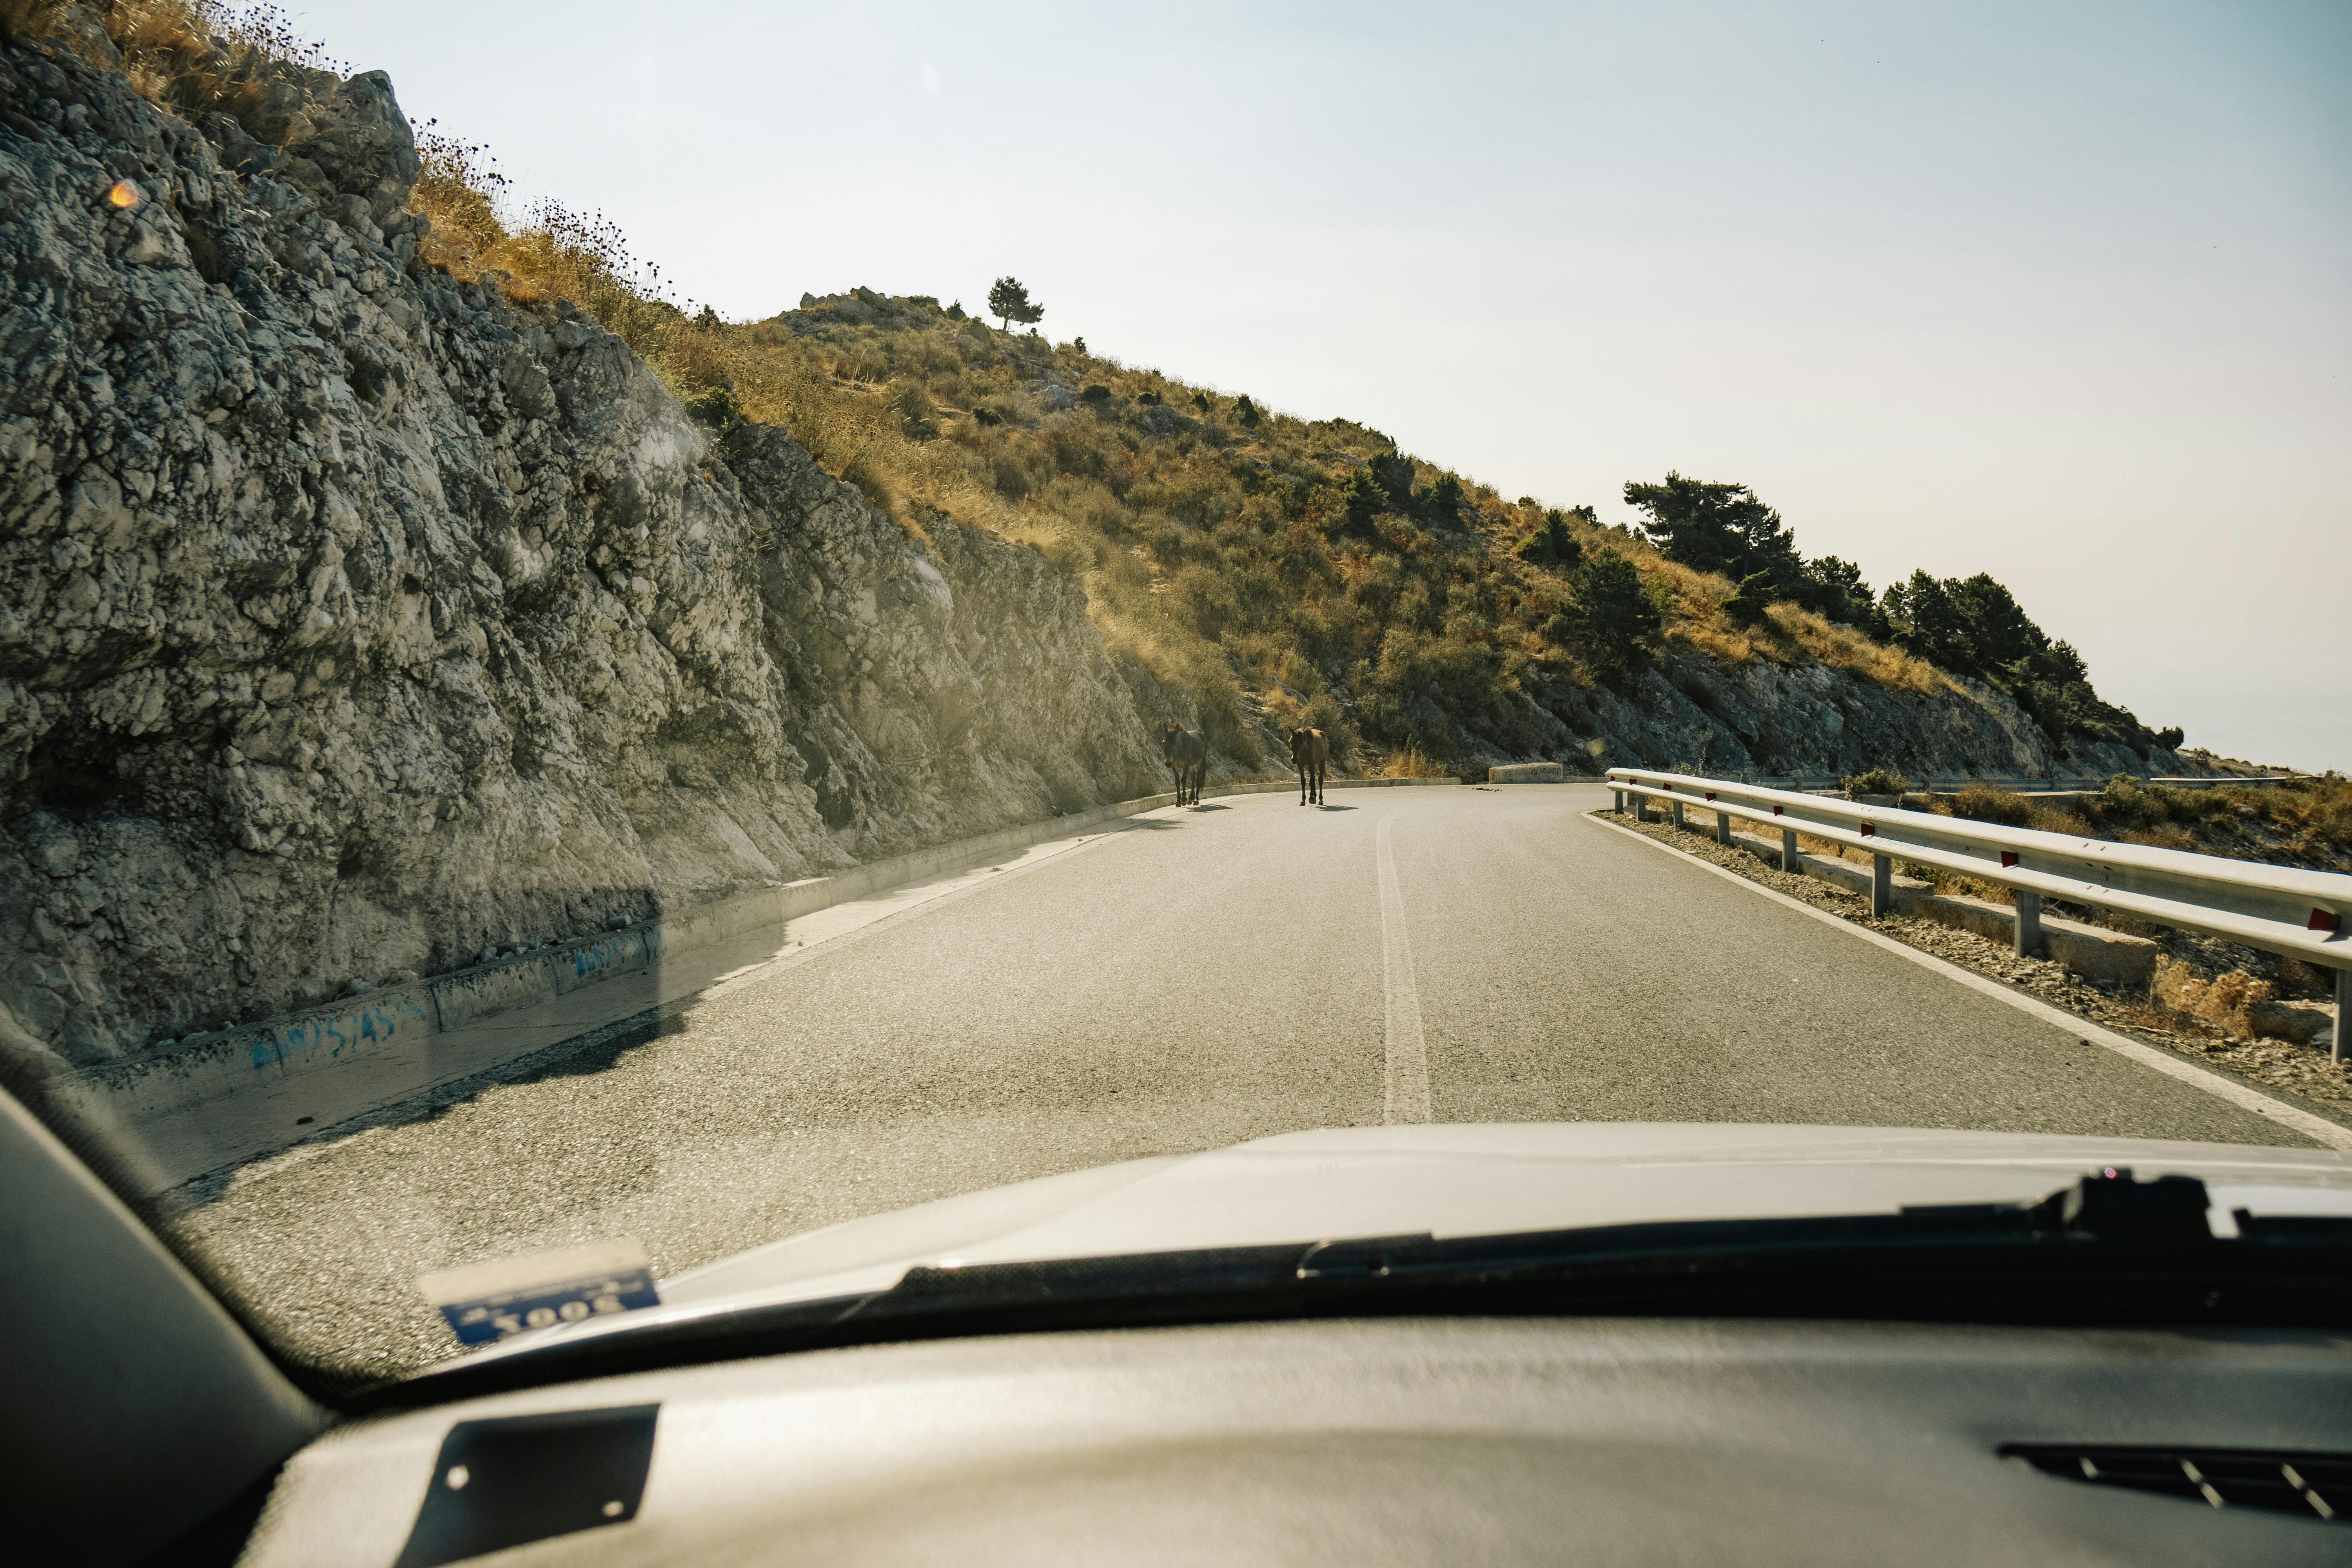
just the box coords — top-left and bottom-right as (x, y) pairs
(0, 31), (1161, 1076)
(1548, 652), (2187, 782)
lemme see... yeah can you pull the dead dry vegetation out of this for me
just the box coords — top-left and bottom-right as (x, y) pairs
(1940, 776), (2352, 875)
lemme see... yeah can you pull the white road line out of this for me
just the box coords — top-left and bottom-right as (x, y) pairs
(1588, 811), (2352, 1152)
(1377, 808), (1434, 1124)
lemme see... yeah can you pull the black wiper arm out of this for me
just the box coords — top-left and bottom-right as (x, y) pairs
(1295, 1167), (2227, 1286)
(695, 1167), (2346, 1353)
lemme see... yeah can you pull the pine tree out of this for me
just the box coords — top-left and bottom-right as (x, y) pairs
(987, 276), (1044, 331)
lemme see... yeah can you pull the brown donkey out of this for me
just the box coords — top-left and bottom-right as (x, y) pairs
(1288, 727), (1329, 805)
(1161, 722), (1207, 806)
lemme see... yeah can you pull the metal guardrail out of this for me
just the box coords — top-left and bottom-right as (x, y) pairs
(1727, 776), (2307, 795)
(1606, 768), (2351, 1059)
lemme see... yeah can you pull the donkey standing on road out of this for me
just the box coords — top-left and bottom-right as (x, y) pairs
(1161, 722), (1207, 807)
(1289, 726), (1329, 806)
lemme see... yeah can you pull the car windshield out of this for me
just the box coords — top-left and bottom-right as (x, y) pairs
(2, 2), (2348, 1396)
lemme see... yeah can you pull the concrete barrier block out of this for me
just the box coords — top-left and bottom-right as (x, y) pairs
(779, 876), (835, 920)
(674, 885), (788, 947)
(1490, 762), (1565, 783)
(1892, 891), (2158, 987)
(1909, 892), (2016, 946)
(2043, 920), (2160, 988)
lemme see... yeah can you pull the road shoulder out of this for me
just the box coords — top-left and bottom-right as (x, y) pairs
(1586, 809), (2352, 1151)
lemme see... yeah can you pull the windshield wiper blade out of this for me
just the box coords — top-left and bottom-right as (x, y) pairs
(378, 1169), (2352, 1410)
(1274, 1167), (2221, 1287)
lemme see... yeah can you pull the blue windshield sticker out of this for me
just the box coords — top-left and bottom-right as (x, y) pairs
(418, 1241), (660, 1346)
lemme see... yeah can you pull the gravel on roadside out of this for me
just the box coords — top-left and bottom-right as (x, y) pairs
(1596, 809), (2352, 1115)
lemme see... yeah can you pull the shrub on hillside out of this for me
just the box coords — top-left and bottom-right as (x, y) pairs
(1546, 550), (1662, 688)
(1514, 509), (1583, 571)
(683, 385), (740, 429)
(1722, 569), (1777, 628)
(1949, 782), (2034, 827)
(1419, 472), (1465, 528)
(991, 452), (1031, 500)
(1841, 768), (1909, 797)
(1368, 451), (1417, 510)
(1335, 468), (1390, 541)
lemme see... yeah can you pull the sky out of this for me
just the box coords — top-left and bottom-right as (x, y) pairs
(292, 0), (2351, 771)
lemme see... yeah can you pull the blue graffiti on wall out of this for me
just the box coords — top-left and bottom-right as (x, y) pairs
(249, 991), (436, 1074)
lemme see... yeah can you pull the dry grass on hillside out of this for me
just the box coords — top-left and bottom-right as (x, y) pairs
(1943, 776), (2352, 875)
(10, 1), (348, 97)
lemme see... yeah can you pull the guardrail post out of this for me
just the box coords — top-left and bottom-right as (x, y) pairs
(2013, 889), (2042, 958)
(1871, 853), (1891, 917)
(2337, 967), (2349, 1066)
(1714, 811), (1731, 846)
(1612, 789), (1623, 813)
(1633, 793), (1651, 823)
(1670, 799), (1686, 831)
(1781, 826), (1799, 873)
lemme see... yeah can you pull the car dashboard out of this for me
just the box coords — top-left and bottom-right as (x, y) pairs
(240, 1314), (2352, 1566)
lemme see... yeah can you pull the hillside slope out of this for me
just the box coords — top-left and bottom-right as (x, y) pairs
(693, 290), (2194, 784)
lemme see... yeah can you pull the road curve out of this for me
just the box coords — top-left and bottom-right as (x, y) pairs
(169, 783), (2312, 1379)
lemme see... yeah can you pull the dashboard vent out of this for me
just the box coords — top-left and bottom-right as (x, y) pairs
(2003, 1445), (2348, 1523)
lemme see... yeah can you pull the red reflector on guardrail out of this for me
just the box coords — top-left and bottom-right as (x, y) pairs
(1705, 791), (1715, 801)
(1773, 805), (1783, 816)
(1860, 824), (1873, 838)
(2001, 852), (2018, 869)
(2313, 909), (2343, 934)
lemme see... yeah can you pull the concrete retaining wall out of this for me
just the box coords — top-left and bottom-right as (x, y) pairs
(1490, 763), (1566, 783)
(45, 775), (1464, 1134)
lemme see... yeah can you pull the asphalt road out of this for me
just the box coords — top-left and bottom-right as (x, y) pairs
(166, 784), (2313, 1380)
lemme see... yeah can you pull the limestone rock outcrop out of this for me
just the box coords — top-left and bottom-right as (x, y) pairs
(0, 31), (1161, 1074)
(1544, 652), (2189, 782)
